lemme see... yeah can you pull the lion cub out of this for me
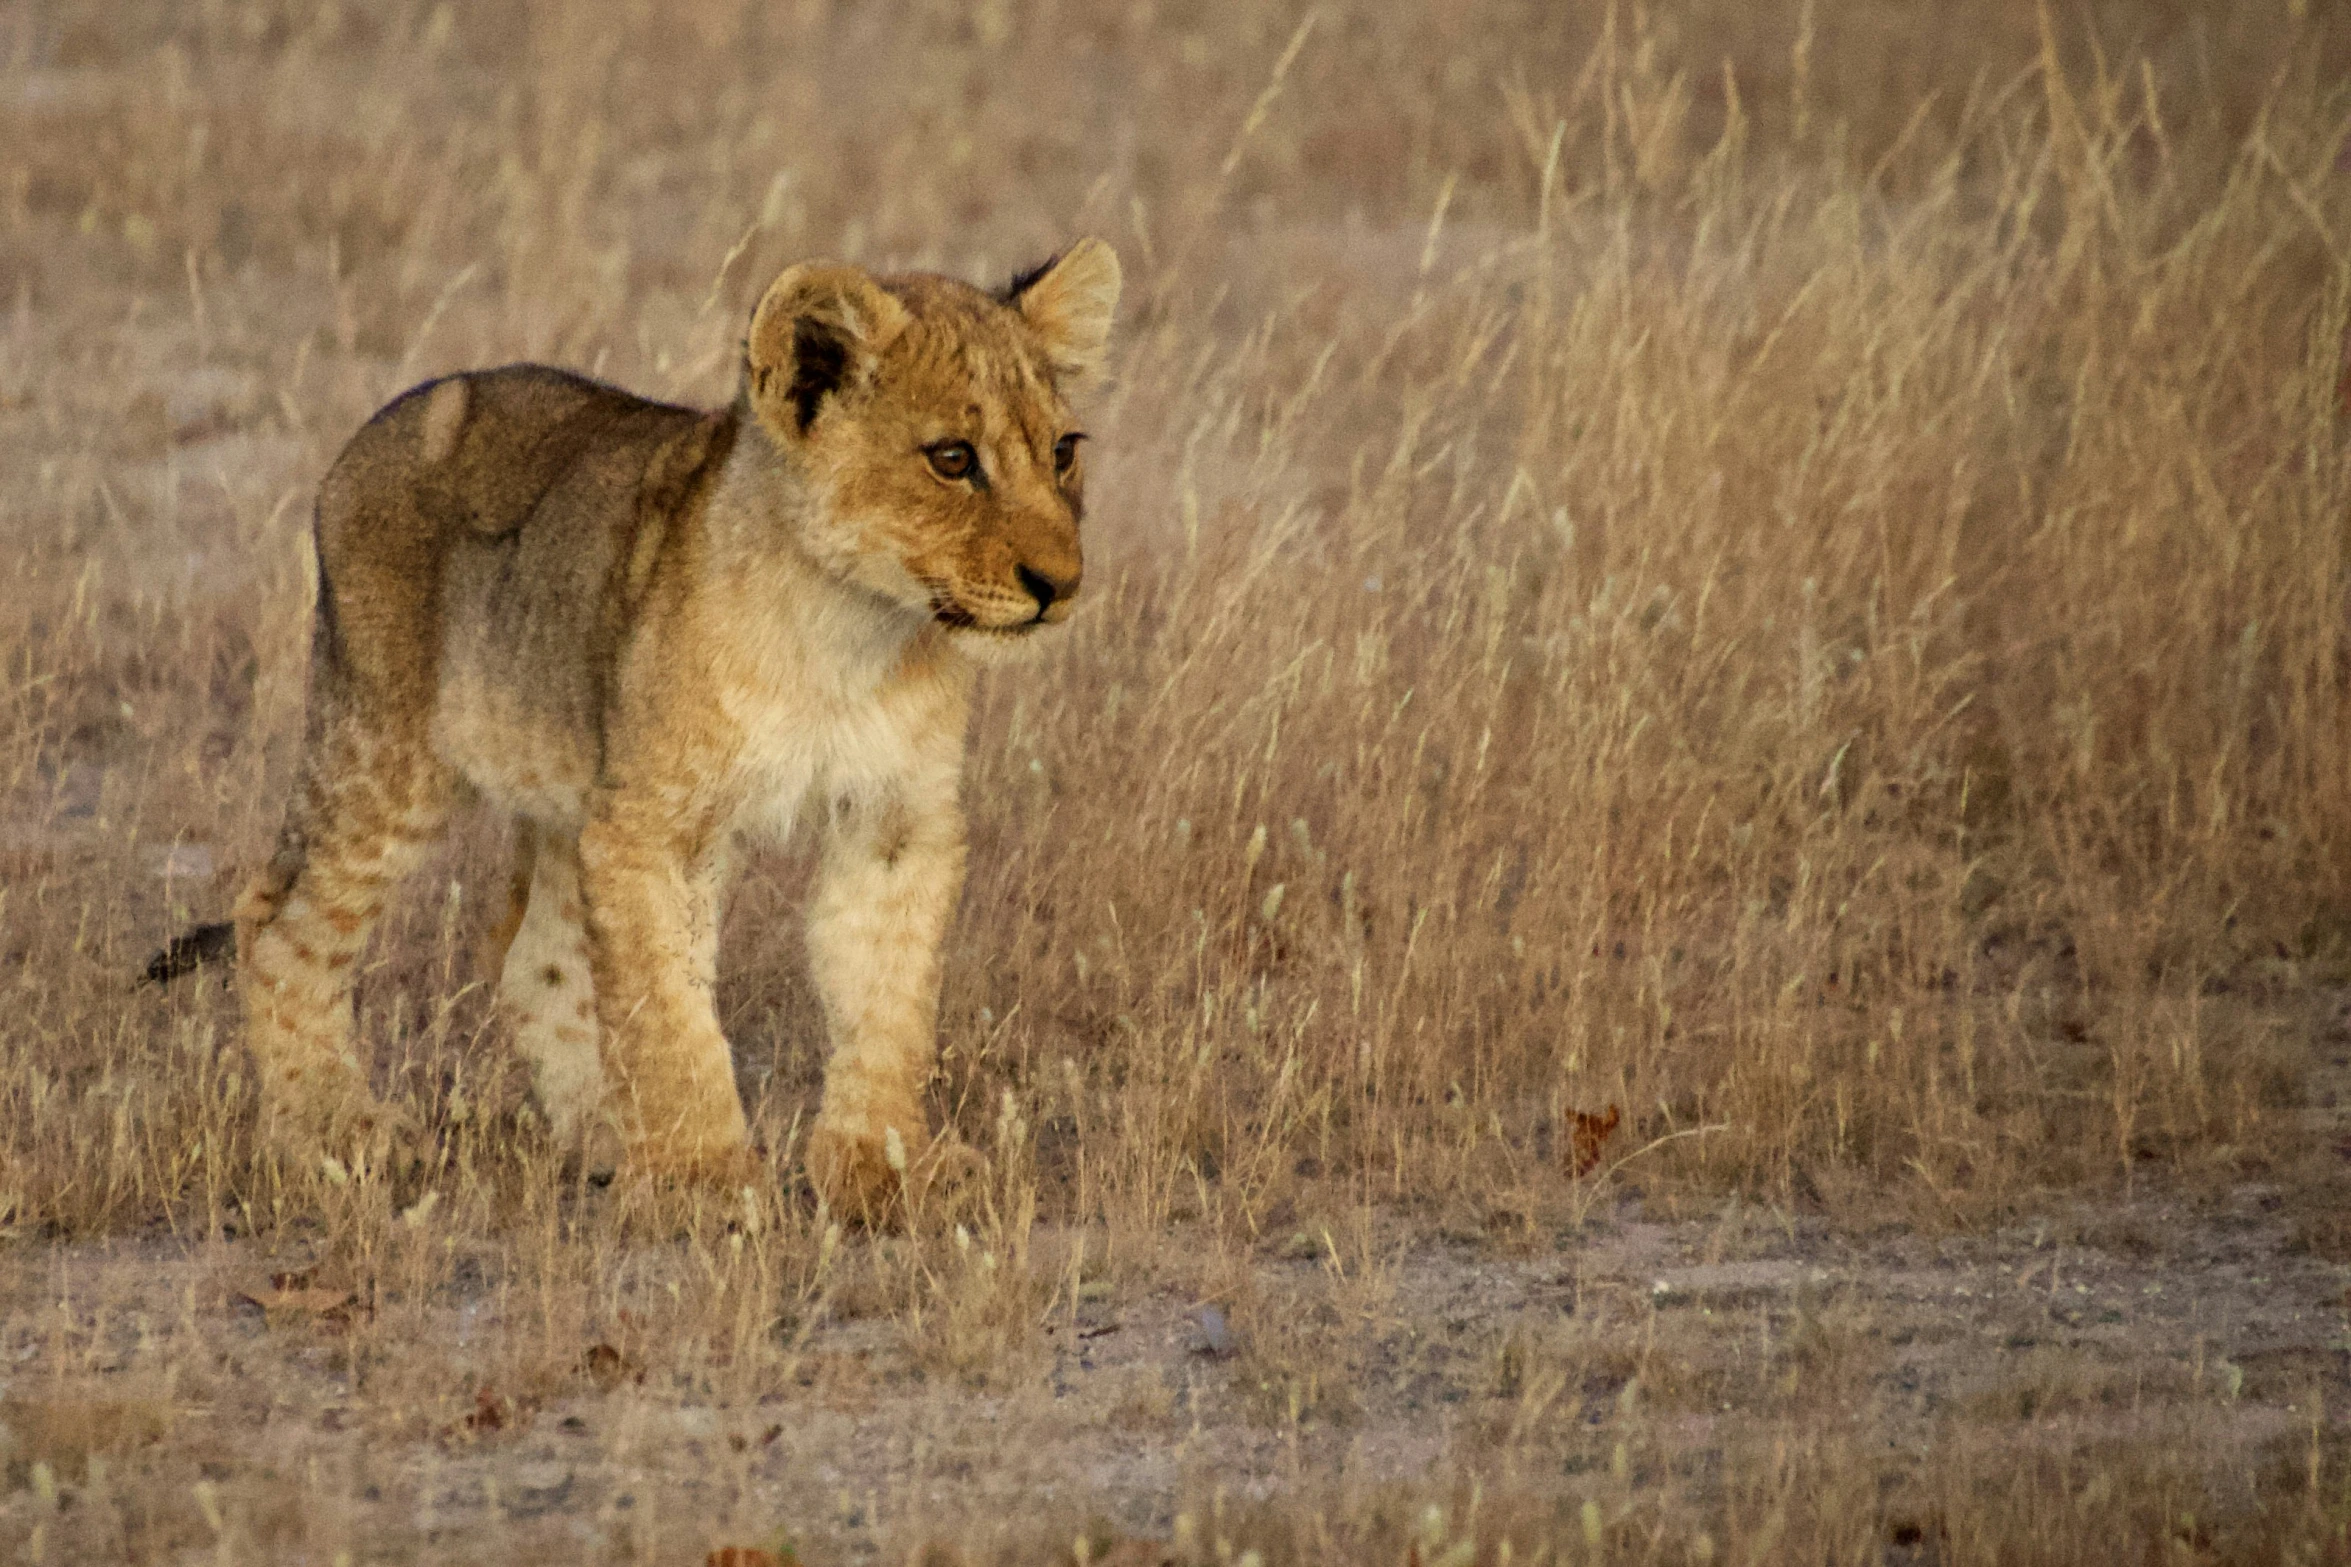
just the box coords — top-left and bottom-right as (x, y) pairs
(227, 241), (1119, 1217)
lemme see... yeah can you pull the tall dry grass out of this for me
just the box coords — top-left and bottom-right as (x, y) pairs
(2, 0), (2349, 1238)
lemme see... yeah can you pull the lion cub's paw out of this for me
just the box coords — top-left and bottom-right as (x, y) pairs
(617, 1132), (766, 1191)
(805, 1118), (983, 1228)
(257, 1068), (423, 1183)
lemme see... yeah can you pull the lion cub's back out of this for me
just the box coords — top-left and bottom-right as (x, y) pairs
(317, 364), (719, 824)
(329, 363), (706, 546)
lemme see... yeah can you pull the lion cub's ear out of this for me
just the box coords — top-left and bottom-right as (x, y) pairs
(1005, 238), (1122, 384)
(745, 262), (914, 434)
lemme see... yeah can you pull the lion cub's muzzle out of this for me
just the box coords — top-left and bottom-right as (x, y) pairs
(1015, 561), (1080, 624)
(933, 553), (1081, 634)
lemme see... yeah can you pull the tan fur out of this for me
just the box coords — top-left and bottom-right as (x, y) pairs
(234, 240), (1120, 1216)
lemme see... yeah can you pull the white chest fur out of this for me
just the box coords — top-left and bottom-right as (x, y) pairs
(705, 559), (959, 850)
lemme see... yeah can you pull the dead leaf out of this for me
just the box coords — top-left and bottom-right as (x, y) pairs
(1568, 1105), (1622, 1177)
(454, 1384), (533, 1438)
(722, 1418), (785, 1453)
(1073, 1519), (1177, 1566)
(235, 1282), (363, 1327)
(580, 1342), (641, 1388)
(708, 1548), (795, 1567)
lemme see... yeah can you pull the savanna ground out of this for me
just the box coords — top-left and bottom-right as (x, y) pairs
(7, 0), (2351, 1561)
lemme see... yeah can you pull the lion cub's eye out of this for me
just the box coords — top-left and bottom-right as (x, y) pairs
(1052, 432), (1085, 475)
(924, 440), (979, 483)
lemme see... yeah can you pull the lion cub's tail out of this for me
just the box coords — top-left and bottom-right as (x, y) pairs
(141, 921), (238, 986)
(142, 838), (535, 989)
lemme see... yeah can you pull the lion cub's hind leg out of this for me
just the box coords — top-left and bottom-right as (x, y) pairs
(235, 708), (454, 1160)
(494, 820), (609, 1157)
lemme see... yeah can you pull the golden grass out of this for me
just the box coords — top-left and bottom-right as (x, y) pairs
(5, 0), (2351, 1560)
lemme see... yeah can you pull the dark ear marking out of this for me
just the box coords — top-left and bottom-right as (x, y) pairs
(1000, 252), (1063, 303)
(746, 262), (912, 432)
(789, 318), (850, 430)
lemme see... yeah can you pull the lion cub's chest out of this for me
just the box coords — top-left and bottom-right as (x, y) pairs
(726, 682), (939, 845)
(715, 616), (966, 848)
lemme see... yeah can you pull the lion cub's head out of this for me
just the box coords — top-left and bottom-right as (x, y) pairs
(740, 240), (1120, 643)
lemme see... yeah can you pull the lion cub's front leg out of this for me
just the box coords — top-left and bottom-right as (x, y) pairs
(803, 779), (974, 1223)
(578, 801), (753, 1182)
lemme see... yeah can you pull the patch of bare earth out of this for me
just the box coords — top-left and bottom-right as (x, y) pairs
(4, 1180), (2349, 1561)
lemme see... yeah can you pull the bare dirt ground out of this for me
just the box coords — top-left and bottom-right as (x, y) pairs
(7, 1174), (2350, 1563)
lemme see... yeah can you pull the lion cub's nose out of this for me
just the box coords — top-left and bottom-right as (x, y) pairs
(1016, 561), (1081, 621)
